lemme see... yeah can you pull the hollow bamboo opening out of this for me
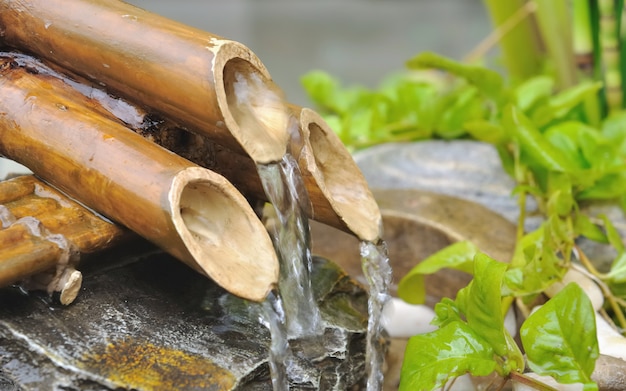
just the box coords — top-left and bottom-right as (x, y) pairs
(295, 108), (382, 242)
(219, 56), (290, 164)
(171, 168), (278, 301)
(0, 61), (279, 302)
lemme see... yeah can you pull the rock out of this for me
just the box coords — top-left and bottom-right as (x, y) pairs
(0, 247), (368, 390)
(592, 354), (626, 391)
(352, 140), (542, 231)
(311, 188), (517, 308)
(544, 267), (604, 312)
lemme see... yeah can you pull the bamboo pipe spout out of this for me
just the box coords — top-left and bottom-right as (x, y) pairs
(289, 107), (383, 242)
(0, 58), (279, 302)
(0, 0), (289, 164)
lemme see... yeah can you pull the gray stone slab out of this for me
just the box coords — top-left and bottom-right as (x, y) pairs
(0, 244), (367, 390)
(353, 140), (541, 229)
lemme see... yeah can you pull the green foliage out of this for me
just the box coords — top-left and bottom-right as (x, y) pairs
(400, 255), (598, 390)
(302, 10), (626, 385)
(397, 241), (477, 304)
(521, 283), (599, 390)
(399, 321), (497, 391)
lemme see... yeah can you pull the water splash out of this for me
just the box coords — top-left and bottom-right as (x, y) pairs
(361, 240), (392, 391)
(257, 154), (324, 339)
(257, 290), (291, 391)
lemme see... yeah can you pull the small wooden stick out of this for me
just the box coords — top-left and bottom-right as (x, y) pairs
(0, 61), (278, 302)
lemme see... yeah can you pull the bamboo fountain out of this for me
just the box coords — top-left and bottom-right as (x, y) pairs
(0, 0), (383, 389)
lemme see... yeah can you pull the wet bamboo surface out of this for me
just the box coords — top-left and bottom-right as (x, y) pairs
(0, 57), (279, 302)
(2, 50), (381, 242)
(0, 0), (288, 164)
(0, 175), (126, 287)
(0, 0), (383, 238)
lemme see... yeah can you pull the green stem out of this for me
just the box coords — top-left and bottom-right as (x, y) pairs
(573, 0), (595, 75)
(599, 0), (623, 112)
(575, 246), (626, 332)
(482, 0), (543, 82)
(573, 0), (602, 125)
(509, 371), (559, 391)
(533, 0), (578, 89)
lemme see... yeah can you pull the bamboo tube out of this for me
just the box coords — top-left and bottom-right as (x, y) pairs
(0, 0), (289, 164)
(0, 61), (279, 302)
(162, 106), (383, 242)
(3, 51), (381, 248)
(289, 106), (382, 242)
(0, 175), (126, 255)
(0, 175), (123, 304)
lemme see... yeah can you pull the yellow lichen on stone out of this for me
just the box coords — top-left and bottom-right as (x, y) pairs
(83, 339), (236, 390)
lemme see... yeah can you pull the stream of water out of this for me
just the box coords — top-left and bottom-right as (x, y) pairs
(361, 240), (392, 391)
(257, 155), (324, 339)
(231, 67), (391, 389)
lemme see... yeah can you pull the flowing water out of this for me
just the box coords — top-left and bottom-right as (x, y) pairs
(257, 290), (291, 391)
(361, 240), (392, 391)
(257, 155), (324, 339)
(229, 67), (392, 389)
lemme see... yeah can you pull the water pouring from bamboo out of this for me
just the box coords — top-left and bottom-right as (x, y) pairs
(0, 60), (279, 302)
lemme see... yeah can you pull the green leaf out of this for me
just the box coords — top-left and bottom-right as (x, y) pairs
(573, 214), (608, 243)
(601, 214), (625, 253)
(464, 120), (507, 144)
(505, 223), (568, 296)
(546, 171), (575, 217)
(397, 241), (478, 304)
(432, 297), (464, 328)
(531, 81), (603, 127)
(437, 86), (484, 139)
(300, 70), (342, 111)
(514, 75), (554, 112)
(520, 283), (599, 389)
(399, 321), (497, 391)
(543, 121), (597, 170)
(606, 252), (626, 283)
(406, 51), (504, 101)
(503, 105), (578, 173)
(466, 253), (524, 373)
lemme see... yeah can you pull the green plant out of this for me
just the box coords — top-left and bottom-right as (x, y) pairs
(302, 1), (626, 389)
(399, 251), (598, 391)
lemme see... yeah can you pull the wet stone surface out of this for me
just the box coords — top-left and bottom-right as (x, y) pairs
(0, 245), (367, 390)
(353, 140), (542, 232)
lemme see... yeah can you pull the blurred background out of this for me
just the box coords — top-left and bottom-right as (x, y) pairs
(126, 0), (491, 106)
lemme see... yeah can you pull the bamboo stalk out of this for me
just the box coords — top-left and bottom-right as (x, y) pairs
(599, 0), (624, 112)
(0, 60), (279, 302)
(0, 0), (289, 164)
(482, 0), (543, 82)
(573, 0), (602, 126)
(289, 106), (382, 242)
(533, 0), (578, 89)
(147, 106), (383, 242)
(574, 0), (596, 76)
(3, 50), (381, 247)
